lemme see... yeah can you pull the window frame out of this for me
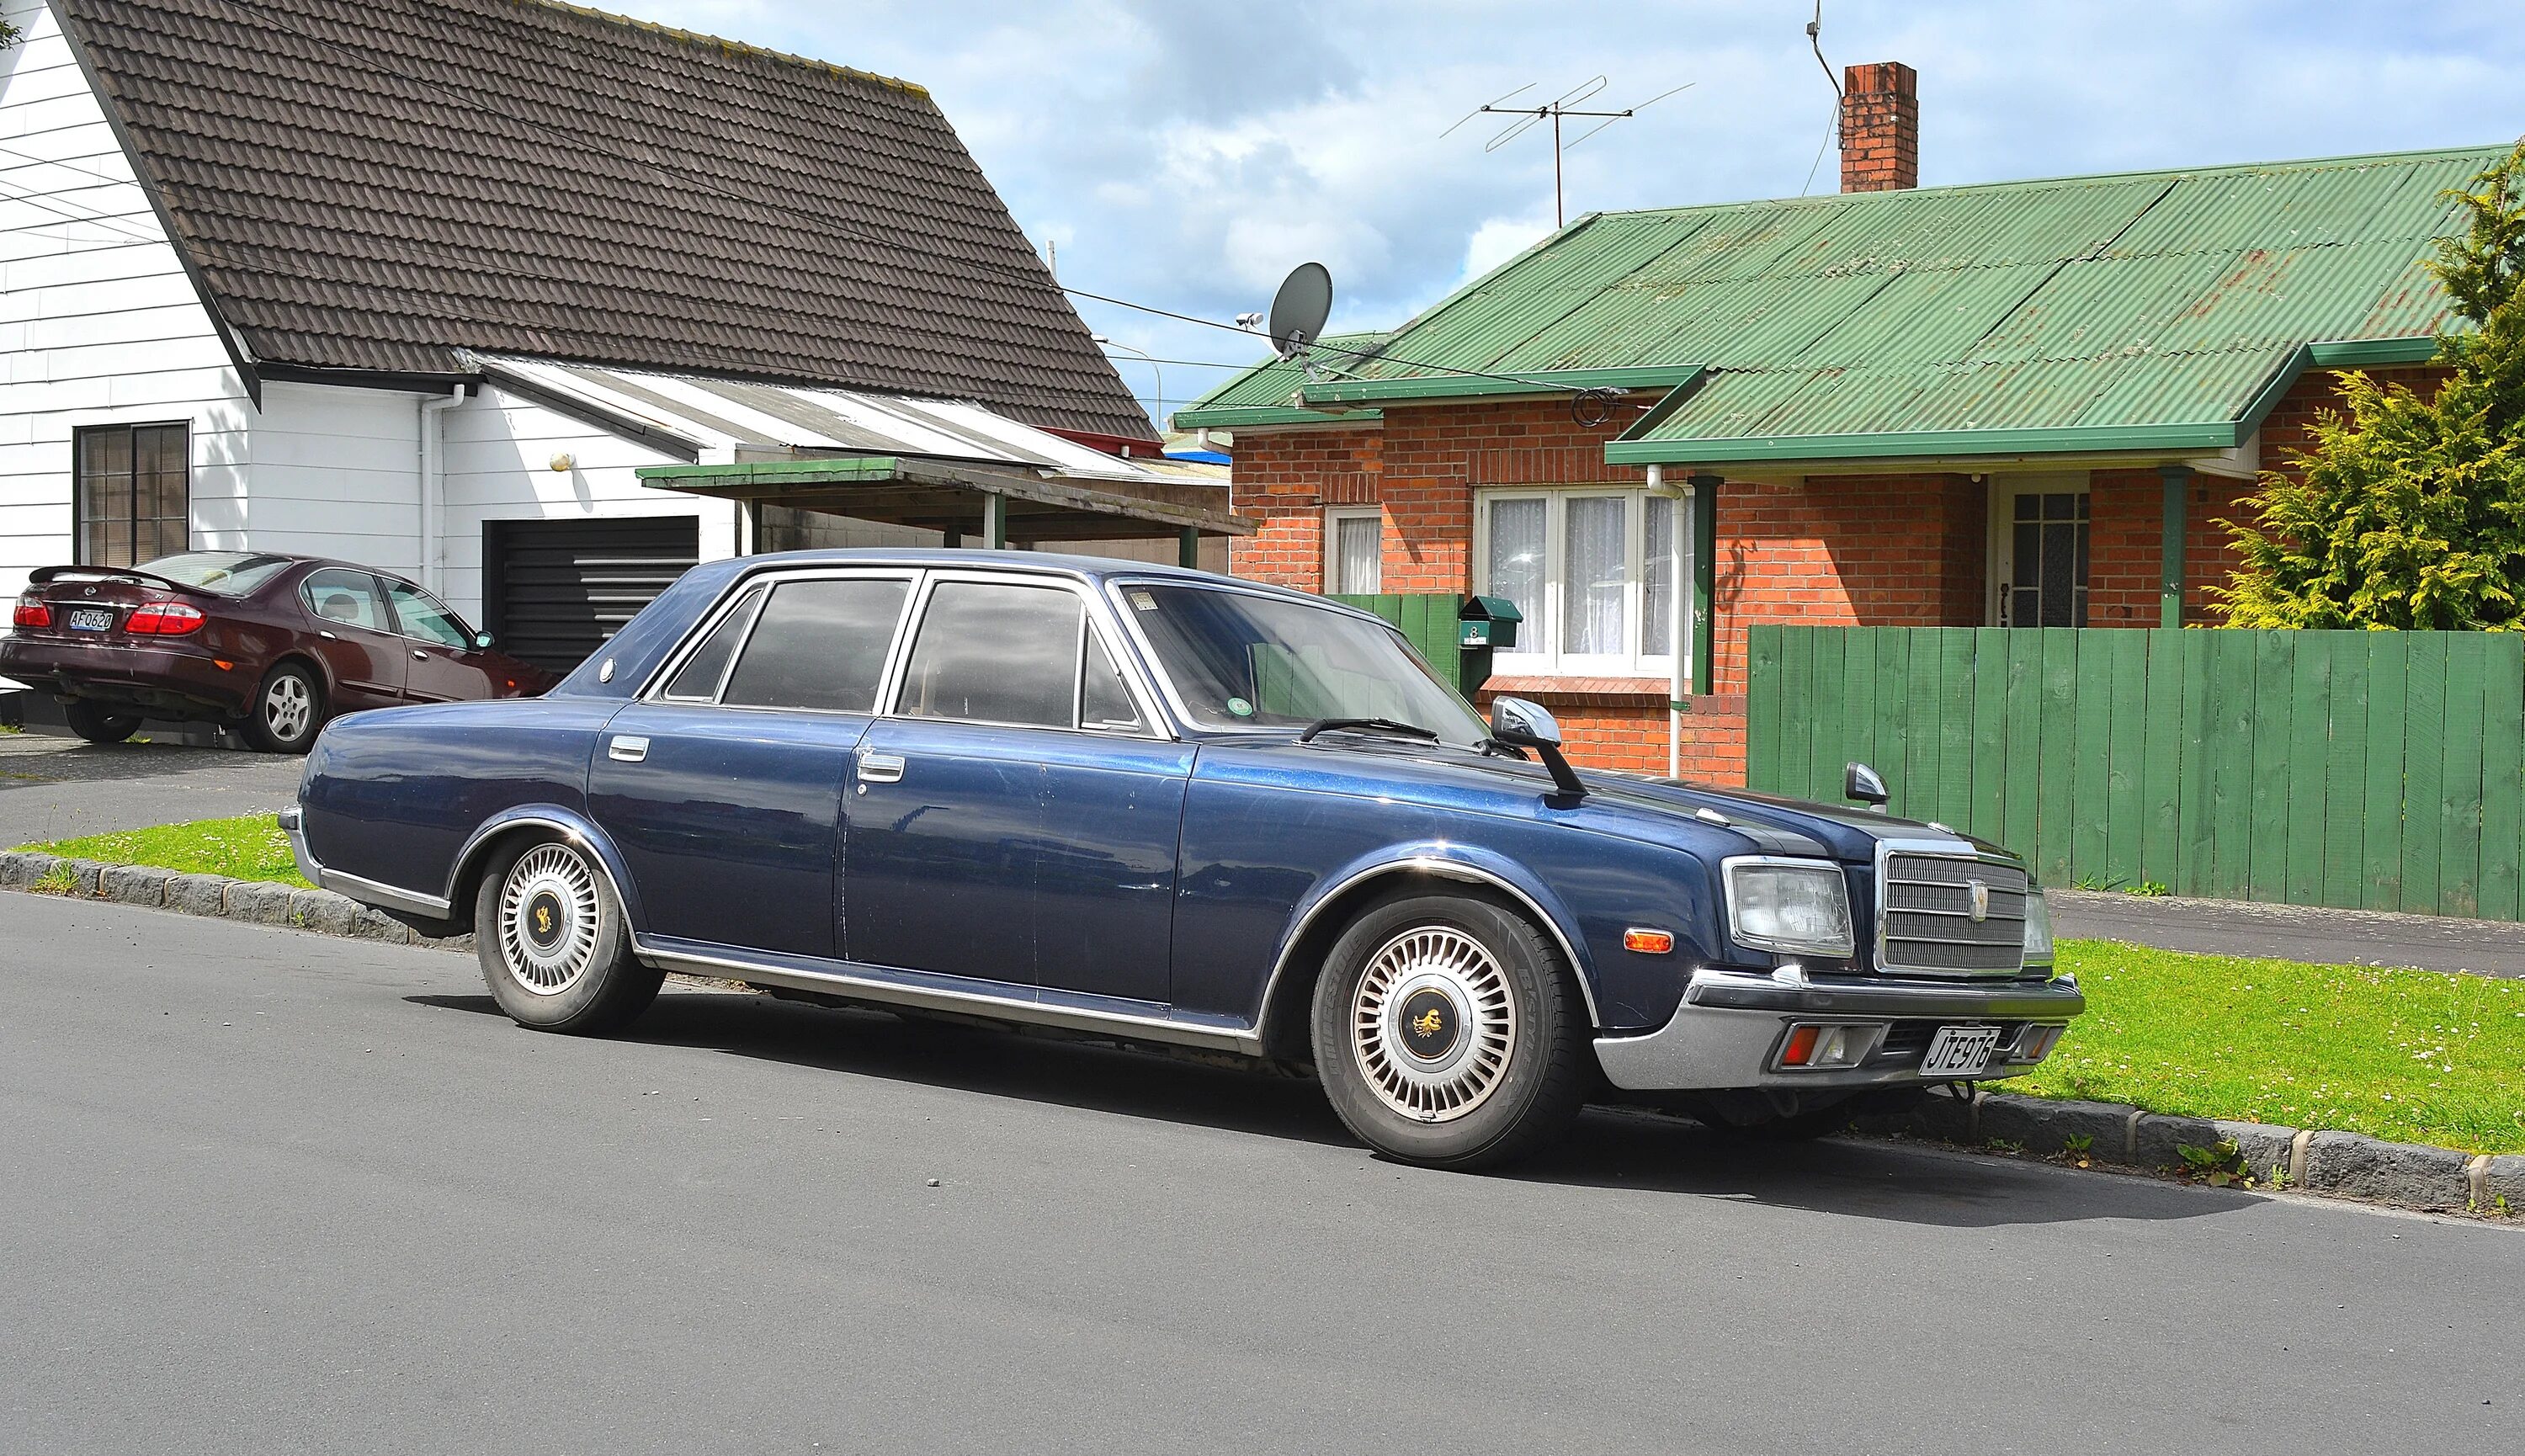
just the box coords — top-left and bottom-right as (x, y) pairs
(638, 566), (921, 713)
(299, 567), (394, 635)
(1322, 505), (1384, 596)
(887, 570), (1165, 737)
(1472, 486), (1682, 683)
(72, 421), (191, 569)
(379, 574), (481, 651)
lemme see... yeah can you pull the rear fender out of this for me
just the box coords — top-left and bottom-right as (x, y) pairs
(447, 805), (647, 934)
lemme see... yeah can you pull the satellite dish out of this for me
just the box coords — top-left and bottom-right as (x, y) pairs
(1268, 262), (1332, 362)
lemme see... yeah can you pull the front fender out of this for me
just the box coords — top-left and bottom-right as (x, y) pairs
(448, 805), (649, 935)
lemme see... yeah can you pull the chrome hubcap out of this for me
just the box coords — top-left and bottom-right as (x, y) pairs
(1352, 925), (1517, 1123)
(263, 675), (311, 740)
(499, 844), (601, 996)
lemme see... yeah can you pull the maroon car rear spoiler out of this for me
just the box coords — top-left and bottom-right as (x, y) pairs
(27, 565), (194, 592)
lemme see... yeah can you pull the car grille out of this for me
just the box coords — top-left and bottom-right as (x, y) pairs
(1879, 853), (2028, 976)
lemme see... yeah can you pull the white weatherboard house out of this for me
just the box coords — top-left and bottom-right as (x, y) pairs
(1, 0), (1231, 689)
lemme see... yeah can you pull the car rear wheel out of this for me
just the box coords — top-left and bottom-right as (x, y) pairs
(1310, 891), (1588, 1170)
(242, 662), (324, 754)
(62, 699), (141, 744)
(475, 837), (662, 1034)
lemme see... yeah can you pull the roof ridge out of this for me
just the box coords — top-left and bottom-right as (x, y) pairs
(518, 0), (929, 98)
(1595, 141), (2517, 223)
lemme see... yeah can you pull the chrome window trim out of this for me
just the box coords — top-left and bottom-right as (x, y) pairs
(882, 567), (1171, 741)
(1718, 853), (1858, 958)
(1100, 576), (1481, 743)
(655, 581), (769, 704)
(1870, 836), (2032, 978)
(635, 566), (921, 713)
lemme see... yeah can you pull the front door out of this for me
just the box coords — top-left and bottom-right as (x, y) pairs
(844, 576), (1185, 1006)
(1989, 476), (2091, 627)
(381, 577), (501, 703)
(296, 567), (405, 709)
(587, 571), (913, 958)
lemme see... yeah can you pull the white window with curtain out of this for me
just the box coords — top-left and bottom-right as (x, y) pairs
(1474, 487), (1682, 681)
(1323, 506), (1383, 595)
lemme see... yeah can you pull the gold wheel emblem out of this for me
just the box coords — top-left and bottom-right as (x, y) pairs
(1410, 1007), (1444, 1037)
(534, 905), (554, 936)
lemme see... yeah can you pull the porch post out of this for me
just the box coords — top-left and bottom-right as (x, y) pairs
(1687, 473), (1721, 693)
(1178, 524), (1200, 569)
(2158, 463), (2188, 629)
(983, 491), (1008, 550)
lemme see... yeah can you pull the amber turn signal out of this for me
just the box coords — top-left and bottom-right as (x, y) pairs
(1622, 927), (1674, 954)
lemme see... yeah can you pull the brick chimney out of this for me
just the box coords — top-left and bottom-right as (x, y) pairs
(1839, 61), (1918, 192)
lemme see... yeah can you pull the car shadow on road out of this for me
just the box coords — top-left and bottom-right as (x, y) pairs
(412, 986), (2257, 1230)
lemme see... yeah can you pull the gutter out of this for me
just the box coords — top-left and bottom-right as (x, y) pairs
(418, 385), (467, 596)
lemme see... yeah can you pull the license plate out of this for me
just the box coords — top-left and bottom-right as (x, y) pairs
(1921, 1024), (2003, 1078)
(65, 608), (114, 632)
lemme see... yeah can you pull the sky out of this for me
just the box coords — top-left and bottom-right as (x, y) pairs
(627, 1), (2523, 426)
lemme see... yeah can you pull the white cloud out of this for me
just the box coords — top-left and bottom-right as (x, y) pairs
(1460, 211), (1559, 288)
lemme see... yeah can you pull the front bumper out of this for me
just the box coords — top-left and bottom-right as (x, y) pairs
(1592, 966), (2086, 1092)
(0, 636), (249, 717)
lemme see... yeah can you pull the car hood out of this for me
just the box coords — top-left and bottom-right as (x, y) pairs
(1218, 736), (2001, 865)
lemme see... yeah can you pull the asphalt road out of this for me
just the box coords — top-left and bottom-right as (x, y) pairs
(2054, 887), (2525, 978)
(0, 731), (302, 847)
(4, 895), (2517, 1454)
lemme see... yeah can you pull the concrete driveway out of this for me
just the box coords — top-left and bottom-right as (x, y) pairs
(0, 731), (302, 847)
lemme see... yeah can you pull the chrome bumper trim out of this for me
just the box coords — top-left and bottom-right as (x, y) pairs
(1590, 967), (2081, 1092)
(279, 805), (453, 918)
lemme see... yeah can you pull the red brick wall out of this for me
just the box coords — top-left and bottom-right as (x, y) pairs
(1226, 425), (1381, 589)
(1840, 61), (1919, 193)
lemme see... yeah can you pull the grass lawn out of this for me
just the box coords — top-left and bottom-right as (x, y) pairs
(17, 813), (310, 889)
(1999, 939), (2525, 1155)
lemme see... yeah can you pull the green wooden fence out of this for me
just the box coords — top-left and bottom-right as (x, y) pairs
(1331, 593), (1472, 694)
(1746, 625), (2525, 920)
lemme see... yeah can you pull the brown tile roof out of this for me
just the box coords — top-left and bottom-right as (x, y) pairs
(57, 0), (1157, 441)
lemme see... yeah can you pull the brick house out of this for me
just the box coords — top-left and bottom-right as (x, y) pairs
(1183, 61), (2482, 784)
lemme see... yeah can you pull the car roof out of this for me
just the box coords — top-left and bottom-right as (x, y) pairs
(726, 549), (1385, 621)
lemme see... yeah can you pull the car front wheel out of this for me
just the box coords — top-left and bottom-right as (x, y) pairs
(1310, 891), (1588, 1170)
(242, 661), (325, 753)
(475, 837), (662, 1034)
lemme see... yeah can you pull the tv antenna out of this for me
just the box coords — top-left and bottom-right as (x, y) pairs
(1444, 77), (1693, 227)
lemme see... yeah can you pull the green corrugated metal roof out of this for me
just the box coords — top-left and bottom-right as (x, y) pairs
(1206, 145), (2502, 463)
(1170, 332), (1390, 428)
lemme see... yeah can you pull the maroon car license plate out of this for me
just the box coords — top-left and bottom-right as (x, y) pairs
(64, 608), (114, 632)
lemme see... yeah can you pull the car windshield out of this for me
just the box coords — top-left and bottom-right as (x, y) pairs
(136, 551), (295, 596)
(1123, 582), (1491, 747)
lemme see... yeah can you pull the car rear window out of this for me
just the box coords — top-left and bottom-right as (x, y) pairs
(721, 578), (908, 713)
(136, 552), (293, 596)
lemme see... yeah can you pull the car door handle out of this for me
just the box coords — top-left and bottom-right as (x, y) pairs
(857, 750), (906, 784)
(318, 630), (338, 640)
(609, 736), (649, 763)
(412, 648), (430, 660)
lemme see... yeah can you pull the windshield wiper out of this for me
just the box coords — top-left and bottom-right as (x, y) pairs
(1297, 716), (1441, 745)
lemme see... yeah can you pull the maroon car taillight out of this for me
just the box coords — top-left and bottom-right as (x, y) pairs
(10, 598), (48, 629)
(125, 600), (205, 635)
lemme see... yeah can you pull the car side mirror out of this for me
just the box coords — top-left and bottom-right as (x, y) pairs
(474, 632), (496, 651)
(1490, 696), (1585, 799)
(1844, 761), (1890, 811)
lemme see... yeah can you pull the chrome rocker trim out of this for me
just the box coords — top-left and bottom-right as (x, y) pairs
(1590, 966), (2083, 1092)
(279, 806), (454, 918)
(639, 938), (1266, 1056)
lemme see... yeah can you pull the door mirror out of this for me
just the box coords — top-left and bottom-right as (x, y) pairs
(1489, 696), (1584, 799)
(1844, 761), (1890, 810)
(1488, 695), (1562, 749)
(473, 631), (496, 651)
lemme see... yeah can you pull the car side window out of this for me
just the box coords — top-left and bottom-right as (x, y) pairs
(721, 577), (908, 713)
(1079, 630), (1143, 733)
(661, 583), (765, 702)
(383, 580), (472, 650)
(896, 582), (1082, 729)
(301, 568), (389, 633)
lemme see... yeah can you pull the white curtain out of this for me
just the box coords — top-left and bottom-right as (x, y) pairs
(1563, 496), (1626, 655)
(1643, 494), (1677, 659)
(1334, 515), (1380, 593)
(1486, 498), (1545, 629)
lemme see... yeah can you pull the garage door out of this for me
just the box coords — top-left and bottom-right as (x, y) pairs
(483, 517), (700, 672)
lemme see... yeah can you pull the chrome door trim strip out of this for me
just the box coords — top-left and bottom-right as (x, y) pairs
(638, 938), (1262, 1055)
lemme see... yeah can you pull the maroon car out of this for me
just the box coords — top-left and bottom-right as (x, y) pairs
(3, 551), (558, 752)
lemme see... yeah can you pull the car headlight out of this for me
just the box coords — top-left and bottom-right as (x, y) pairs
(1722, 858), (1855, 957)
(2023, 886), (2055, 969)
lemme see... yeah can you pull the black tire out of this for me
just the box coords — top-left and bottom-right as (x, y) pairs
(1310, 891), (1589, 1170)
(62, 699), (141, 744)
(242, 660), (326, 754)
(474, 836), (662, 1034)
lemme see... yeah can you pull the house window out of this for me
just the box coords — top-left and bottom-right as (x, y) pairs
(1988, 476), (2090, 627)
(75, 423), (189, 568)
(1324, 507), (1382, 594)
(1475, 487), (1682, 679)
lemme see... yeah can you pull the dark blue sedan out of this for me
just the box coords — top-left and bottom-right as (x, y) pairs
(283, 550), (2082, 1168)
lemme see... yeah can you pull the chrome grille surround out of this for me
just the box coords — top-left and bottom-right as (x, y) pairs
(1874, 841), (2030, 978)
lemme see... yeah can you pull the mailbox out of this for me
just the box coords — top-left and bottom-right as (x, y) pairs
(1459, 594), (1523, 650)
